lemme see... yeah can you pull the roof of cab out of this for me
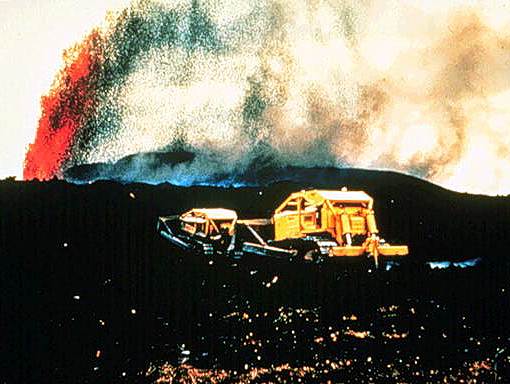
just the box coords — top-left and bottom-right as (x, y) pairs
(181, 208), (238, 221)
(313, 190), (373, 203)
(275, 189), (374, 213)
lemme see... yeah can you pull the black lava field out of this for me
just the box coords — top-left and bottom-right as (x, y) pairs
(1, 168), (510, 383)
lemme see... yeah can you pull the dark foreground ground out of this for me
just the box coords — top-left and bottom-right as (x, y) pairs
(1, 169), (510, 383)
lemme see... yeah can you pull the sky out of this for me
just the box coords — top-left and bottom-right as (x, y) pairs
(0, 0), (130, 179)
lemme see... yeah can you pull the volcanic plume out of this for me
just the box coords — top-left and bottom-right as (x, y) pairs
(24, 0), (510, 195)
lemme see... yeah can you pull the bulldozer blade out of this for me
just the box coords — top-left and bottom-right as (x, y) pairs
(329, 246), (366, 257)
(377, 245), (409, 256)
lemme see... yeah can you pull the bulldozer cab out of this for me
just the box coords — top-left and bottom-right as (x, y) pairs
(273, 189), (408, 263)
(273, 189), (378, 245)
(179, 208), (237, 238)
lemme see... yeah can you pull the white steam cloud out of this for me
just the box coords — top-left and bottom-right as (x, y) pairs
(87, 0), (510, 195)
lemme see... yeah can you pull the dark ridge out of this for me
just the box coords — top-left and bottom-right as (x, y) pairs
(63, 150), (196, 182)
(63, 147), (454, 194)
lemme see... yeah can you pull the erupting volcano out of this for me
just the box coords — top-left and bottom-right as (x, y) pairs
(24, 0), (510, 195)
(9, 2), (510, 382)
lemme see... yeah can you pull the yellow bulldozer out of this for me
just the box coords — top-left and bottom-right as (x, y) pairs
(271, 188), (408, 266)
(157, 208), (238, 255)
(239, 188), (408, 267)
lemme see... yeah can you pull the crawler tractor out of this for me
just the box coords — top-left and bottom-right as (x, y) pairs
(157, 208), (238, 255)
(267, 188), (409, 266)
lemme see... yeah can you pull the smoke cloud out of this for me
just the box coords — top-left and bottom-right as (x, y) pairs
(26, 0), (510, 195)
